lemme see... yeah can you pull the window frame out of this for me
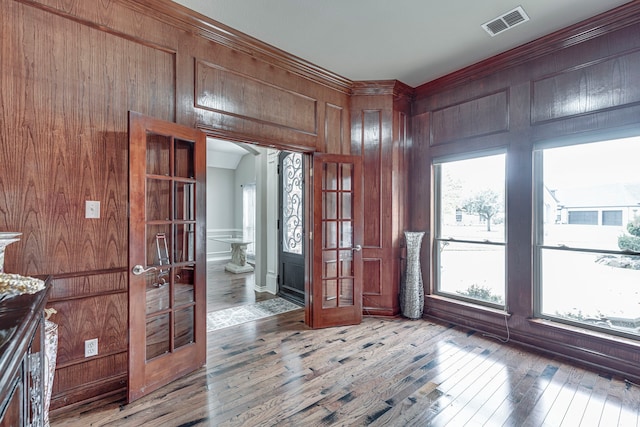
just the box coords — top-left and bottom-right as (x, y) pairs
(533, 139), (640, 340)
(433, 150), (508, 310)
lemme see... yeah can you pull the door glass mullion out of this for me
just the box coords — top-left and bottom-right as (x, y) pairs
(172, 137), (197, 351)
(312, 153), (362, 328)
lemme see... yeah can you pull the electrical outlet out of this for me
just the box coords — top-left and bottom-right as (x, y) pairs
(85, 338), (98, 357)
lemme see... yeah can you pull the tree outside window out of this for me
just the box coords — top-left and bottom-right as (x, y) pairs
(435, 153), (506, 307)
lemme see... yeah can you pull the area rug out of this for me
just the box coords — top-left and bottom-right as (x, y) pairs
(207, 298), (301, 332)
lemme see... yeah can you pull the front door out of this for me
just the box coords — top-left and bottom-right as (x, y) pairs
(278, 151), (305, 305)
(308, 153), (363, 328)
(127, 112), (206, 402)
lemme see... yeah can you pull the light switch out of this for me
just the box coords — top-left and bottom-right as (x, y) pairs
(85, 201), (100, 219)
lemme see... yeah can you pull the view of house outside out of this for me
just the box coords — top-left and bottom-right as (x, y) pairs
(437, 154), (506, 306)
(540, 137), (640, 336)
(437, 136), (640, 337)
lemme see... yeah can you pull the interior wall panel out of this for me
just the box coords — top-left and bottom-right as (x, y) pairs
(531, 49), (640, 124)
(362, 110), (383, 248)
(49, 271), (127, 300)
(430, 90), (509, 146)
(49, 293), (128, 365)
(1, 0), (355, 413)
(411, 3), (640, 383)
(0, 1), (175, 275)
(324, 103), (345, 154)
(51, 353), (128, 405)
(195, 60), (318, 135)
(362, 258), (382, 296)
(350, 84), (411, 317)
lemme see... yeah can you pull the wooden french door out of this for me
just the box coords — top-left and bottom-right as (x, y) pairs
(127, 112), (206, 402)
(308, 153), (363, 328)
(278, 151), (305, 305)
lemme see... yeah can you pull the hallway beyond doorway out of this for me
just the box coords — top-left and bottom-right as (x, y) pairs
(206, 260), (278, 313)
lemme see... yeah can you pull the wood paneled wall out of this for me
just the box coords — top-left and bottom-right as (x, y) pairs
(7, 0), (637, 413)
(0, 0), (354, 411)
(351, 81), (412, 316)
(410, 2), (640, 382)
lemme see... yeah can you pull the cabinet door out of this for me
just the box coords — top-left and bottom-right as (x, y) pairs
(0, 379), (24, 427)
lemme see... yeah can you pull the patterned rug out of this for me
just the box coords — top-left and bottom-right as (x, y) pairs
(207, 298), (301, 332)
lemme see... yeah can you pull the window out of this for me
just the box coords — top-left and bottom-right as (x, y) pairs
(281, 152), (303, 255)
(535, 136), (640, 338)
(242, 183), (256, 259)
(434, 153), (506, 307)
(602, 210), (622, 226)
(568, 210), (597, 225)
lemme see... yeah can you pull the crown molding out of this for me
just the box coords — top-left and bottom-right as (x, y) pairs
(352, 80), (415, 99)
(415, 1), (640, 98)
(118, 0), (354, 94)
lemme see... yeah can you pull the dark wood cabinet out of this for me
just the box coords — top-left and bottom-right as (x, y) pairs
(0, 281), (51, 427)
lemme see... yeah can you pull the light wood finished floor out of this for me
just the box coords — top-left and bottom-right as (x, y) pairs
(206, 260), (277, 312)
(50, 262), (640, 425)
(51, 308), (640, 426)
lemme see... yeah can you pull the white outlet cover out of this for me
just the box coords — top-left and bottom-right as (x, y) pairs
(85, 338), (98, 357)
(85, 201), (100, 219)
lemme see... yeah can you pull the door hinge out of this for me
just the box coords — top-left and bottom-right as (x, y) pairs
(309, 167), (313, 177)
(309, 231), (313, 240)
(277, 219), (280, 230)
(276, 274), (280, 284)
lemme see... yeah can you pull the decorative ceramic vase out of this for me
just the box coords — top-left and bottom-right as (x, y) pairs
(0, 232), (21, 273)
(43, 319), (58, 427)
(400, 231), (425, 320)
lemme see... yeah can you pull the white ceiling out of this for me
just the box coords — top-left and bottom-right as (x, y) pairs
(206, 138), (252, 169)
(173, 0), (631, 87)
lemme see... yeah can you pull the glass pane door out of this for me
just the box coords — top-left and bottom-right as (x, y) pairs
(278, 152), (305, 305)
(143, 135), (197, 361)
(310, 153), (362, 328)
(128, 112), (206, 403)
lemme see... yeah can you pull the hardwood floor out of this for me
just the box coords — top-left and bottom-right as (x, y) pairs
(51, 308), (640, 426)
(206, 260), (277, 312)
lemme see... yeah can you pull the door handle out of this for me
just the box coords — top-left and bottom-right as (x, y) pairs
(132, 264), (157, 275)
(352, 245), (362, 252)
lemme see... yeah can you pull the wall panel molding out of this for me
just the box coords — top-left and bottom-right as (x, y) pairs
(430, 89), (509, 146)
(195, 60), (318, 136)
(412, 2), (640, 386)
(361, 109), (383, 248)
(363, 258), (383, 296)
(324, 103), (345, 154)
(532, 48), (640, 124)
(118, 0), (353, 93)
(352, 80), (414, 99)
(415, 1), (640, 97)
(206, 228), (242, 260)
(49, 269), (127, 301)
(3, 0), (352, 414)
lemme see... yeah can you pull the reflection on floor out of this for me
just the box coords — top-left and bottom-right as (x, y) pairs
(206, 298), (301, 332)
(206, 259), (278, 313)
(207, 259), (302, 331)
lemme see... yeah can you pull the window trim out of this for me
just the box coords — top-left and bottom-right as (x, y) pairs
(433, 151), (508, 310)
(533, 139), (640, 340)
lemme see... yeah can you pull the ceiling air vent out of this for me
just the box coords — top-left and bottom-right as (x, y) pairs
(482, 6), (530, 37)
